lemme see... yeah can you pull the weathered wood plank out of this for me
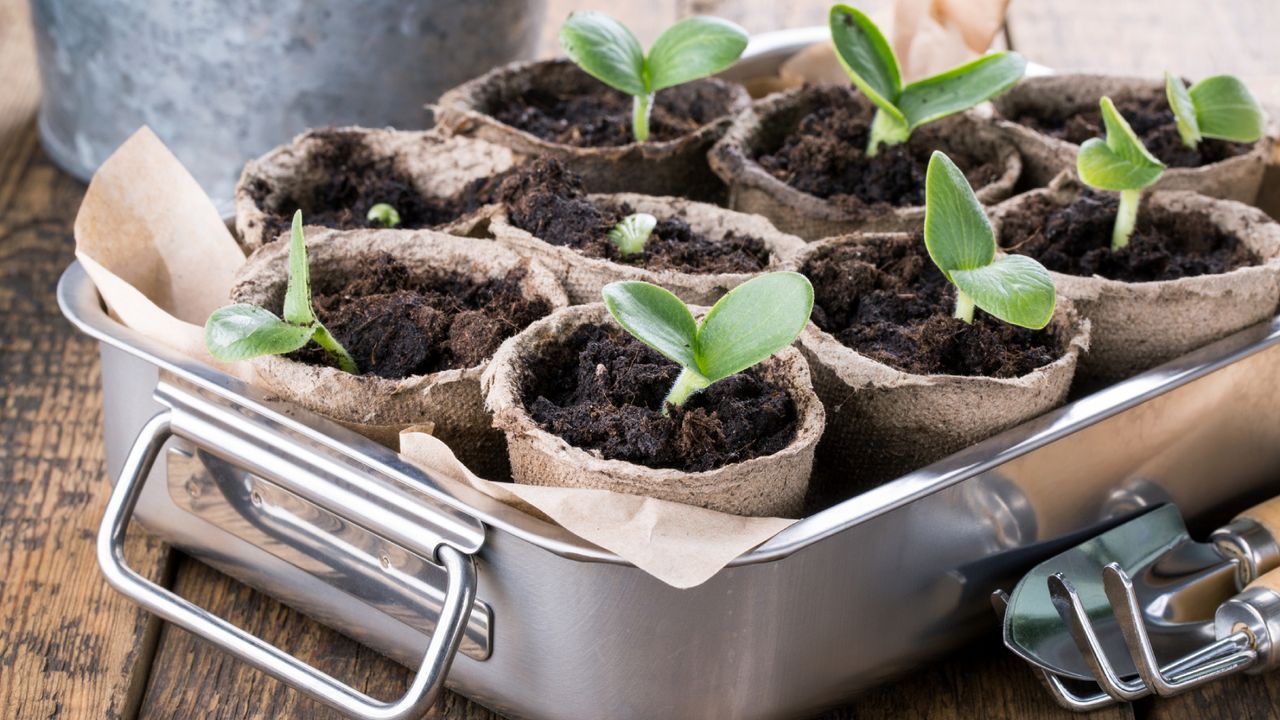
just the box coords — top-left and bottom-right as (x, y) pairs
(0, 1), (174, 718)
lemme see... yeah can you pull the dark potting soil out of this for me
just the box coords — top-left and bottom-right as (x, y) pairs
(246, 129), (510, 243)
(491, 77), (733, 147)
(1004, 88), (1252, 168)
(757, 86), (1002, 211)
(523, 323), (799, 472)
(803, 236), (1061, 378)
(496, 158), (770, 273)
(999, 191), (1258, 282)
(290, 254), (553, 379)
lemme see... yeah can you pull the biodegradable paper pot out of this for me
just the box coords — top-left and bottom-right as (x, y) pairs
(235, 127), (517, 252)
(486, 192), (807, 304)
(229, 227), (569, 478)
(434, 59), (750, 201)
(989, 183), (1280, 384)
(788, 234), (1089, 488)
(708, 85), (1022, 240)
(991, 74), (1275, 201)
(482, 304), (826, 518)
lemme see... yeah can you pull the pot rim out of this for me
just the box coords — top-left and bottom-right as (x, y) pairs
(482, 302), (826, 484)
(433, 57), (753, 156)
(988, 178), (1280, 294)
(786, 232), (1091, 388)
(708, 84), (1023, 222)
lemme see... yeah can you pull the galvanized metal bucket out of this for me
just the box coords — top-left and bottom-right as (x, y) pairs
(30, 0), (546, 213)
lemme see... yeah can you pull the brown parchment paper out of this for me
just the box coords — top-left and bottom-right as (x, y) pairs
(73, 127), (795, 589)
(74, 127), (251, 378)
(399, 430), (794, 589)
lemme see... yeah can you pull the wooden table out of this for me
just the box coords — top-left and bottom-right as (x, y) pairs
(3, 0), (1279, 717)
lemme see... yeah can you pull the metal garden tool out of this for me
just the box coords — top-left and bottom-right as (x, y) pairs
(1037, 563), (1280, 708)
(1000, 497), (1280, 682)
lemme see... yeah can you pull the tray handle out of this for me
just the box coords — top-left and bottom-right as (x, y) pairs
(97, 411), (477, 720)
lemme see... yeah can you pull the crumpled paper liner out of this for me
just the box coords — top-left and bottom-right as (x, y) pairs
(708, 86), (1021, 239)
(989, 178), (1280, 384)
(73, 127), (251, 379)
(434, 59), (750, 201)
(486, 192), (807, 304)
(482, 303), (825, 518)
(398, 430), (794, 589)
(235, 127), (518, 251)
(72, 126), (804, 588)
(746, 0), (1010, 94)
(228, 227), (569, 479)
(990, 74), (1276, 200)
(786, 233), (1089, 489)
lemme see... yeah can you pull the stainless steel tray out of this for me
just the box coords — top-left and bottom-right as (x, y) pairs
(60, 254), (1280, 719)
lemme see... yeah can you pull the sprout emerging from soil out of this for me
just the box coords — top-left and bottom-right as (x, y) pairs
(559, 12), (748, 143)
(366, 202), (401, 228)
(602, 272), (813, 409)
(607, 212), (657, 257)
(1165, 72), (1266, 150)
(829, 4), (1026, 156)
(1076, 97), (1167, 251)
(205, 210), (359, 374)
(925, 151), (1056, 329)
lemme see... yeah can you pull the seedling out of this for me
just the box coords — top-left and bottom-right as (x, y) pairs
(829, 4), (1026, 156)
(367, 202), (401, 228)
(559, 12), (748, 143)
(925, 151), (1055, 329)
(205, 210), (359, 374)
(607, 212), (657, 257)
(602, 272), (813, 409)
(1165, 72), (1266, 150)
(1076, 97), (1166, 250)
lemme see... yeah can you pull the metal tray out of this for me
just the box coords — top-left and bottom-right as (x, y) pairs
(62, 30), (1280, 720)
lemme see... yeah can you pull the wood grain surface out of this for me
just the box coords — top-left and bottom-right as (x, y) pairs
(1, 0), (1277, 718)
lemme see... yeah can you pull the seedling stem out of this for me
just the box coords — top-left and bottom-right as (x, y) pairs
(664, 367), (712, 410)
(1113, 189), (1141, 251)
(312, 324), (359, 374)
(632, 93), (654, 143)
(953, 289), (976, 324)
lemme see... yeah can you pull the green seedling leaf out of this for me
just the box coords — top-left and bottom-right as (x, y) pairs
(829, 4), (903, 123)
(559, 12), (747, 143)
(602, 272), (813, 407)
(283, 210), (316, 326)
(1076, 97), (1167, 251)
(601, 281), (699, 370)
(924, 151), (995, 276)
(829, 4), (1024, 153)
(695, 272), (813, 382)
(950, 255), (1055, 330)
(205, 210), (359, 374)
(897, 52), (1027, 129)
(559, 11), (647, 96)
(367, 202), (401, 228)
(607, 212), (657, 257)
(924, 150), (1057, 329)
(647, 16), (749, 91)
(205, 304), (315, 361)
(1189, 74), (1266, 143)
(1077, 97), (1165, 191)
(1166, 72), (1201, 147)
